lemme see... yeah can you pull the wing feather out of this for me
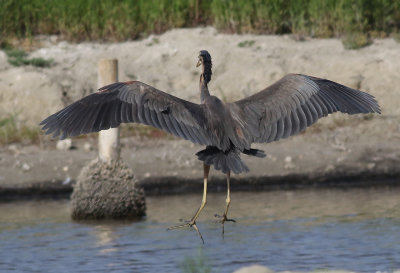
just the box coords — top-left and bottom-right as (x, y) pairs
(167, 115), (186, 139)
(267, 121), (278, 142)
(161, 113), (179, 137)
(114, 100), (123, 124)
(40, 81), (213, 146)
(282, 110), (292, 138)
(233, 73), (380, 143)
(154, 111), (168, 132)
(290, 107), (301, 135)
(300, 103), (313, 127)
(78, 106), (96, 135)
(296, 107), (307, 132)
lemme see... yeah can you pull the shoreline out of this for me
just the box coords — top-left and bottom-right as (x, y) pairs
(1, 135), (399, 201)
(1, 171), (400, 202)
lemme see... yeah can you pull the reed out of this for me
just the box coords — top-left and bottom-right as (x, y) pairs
(0, 0), (399, 41)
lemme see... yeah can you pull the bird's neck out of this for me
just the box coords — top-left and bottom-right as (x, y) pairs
(200, 82), (210, 103)
(200, 61), (212, 103)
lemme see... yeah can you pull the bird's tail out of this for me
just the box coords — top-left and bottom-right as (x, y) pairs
(196, 146), (250, 174)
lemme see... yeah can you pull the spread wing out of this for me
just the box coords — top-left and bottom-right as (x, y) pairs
(40, 81), (213, 145)
(232, 73), (381, 144)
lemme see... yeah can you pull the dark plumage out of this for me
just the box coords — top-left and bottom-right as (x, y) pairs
(40, 50), (380, 241)
(41, 65), (380, 173)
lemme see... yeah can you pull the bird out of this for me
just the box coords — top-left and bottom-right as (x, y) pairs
(40, 50), (381, 243)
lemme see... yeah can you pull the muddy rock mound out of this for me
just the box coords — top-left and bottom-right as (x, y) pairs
(71, 158), (146, 219)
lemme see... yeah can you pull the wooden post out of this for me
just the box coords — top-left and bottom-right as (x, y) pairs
(98, 59), (120, 162)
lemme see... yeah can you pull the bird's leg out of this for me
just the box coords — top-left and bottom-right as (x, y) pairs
(215, 170), (236, 236)
(167, 163), (210, 243)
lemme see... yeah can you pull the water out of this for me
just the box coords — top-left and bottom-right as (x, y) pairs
(1, 187), (400, 273)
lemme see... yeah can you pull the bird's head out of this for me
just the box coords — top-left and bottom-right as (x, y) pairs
(197, 50), (212, 85)
(196, 50), (212, 68)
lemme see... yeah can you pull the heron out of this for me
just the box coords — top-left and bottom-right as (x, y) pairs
(40, 50), (380, 242)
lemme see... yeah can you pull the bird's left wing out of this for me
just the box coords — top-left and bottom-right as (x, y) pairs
(231, 74), (380, 144)
(40, 81), (213, 145)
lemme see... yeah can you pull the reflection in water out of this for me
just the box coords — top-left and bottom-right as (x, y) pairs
(92, 225), (119, 254)
(0, 187), (400, 272)
(75, 219), (141, 255)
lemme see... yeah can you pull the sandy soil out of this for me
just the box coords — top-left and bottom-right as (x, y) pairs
(0, 27), (399, 198)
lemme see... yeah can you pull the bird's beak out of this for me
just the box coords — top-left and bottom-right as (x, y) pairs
(196, 58), (202, 67)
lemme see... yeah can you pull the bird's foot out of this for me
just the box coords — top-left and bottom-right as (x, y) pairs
(214, 213), (236, 237)
(167, 219), (204, 244)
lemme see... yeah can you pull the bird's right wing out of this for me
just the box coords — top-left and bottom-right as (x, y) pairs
(232, 74), (380, 144)
(40, 81), (213, 145)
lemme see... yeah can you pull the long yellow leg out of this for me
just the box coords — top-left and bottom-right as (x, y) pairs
(168, 163), (210, 243)
(225, 170), (231, 217)
(215, 170), (236, 236)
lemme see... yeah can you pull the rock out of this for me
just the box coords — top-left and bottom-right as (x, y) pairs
(83, 142), (93, 151)
(22, 163), (31, 172)
(62, 177), (71, 185)
(56, 139), (73, 150)
(284, 156), (295, 169)
(233, 265), (274, 273)
(284, 156), (292, 163)
(71, 158), (146, 219)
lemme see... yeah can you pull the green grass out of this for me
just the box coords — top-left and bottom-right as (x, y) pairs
(238, 40), (255, 47)
(0, 114), (41, 145)
(341, 32), (372, 49)
(0, 0), (206, 42)
(5, 48), (53, 67)
(1, 0), (400, 42)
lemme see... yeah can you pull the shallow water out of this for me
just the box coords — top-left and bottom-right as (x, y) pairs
(1, 187), (400, 272)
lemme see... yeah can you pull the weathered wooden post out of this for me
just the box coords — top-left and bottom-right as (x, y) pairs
(98, 59), (120, 162)
(70, 59), (146, 220)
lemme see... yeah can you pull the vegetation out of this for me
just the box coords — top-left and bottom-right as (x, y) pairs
(0, 112), (171, 146)
(0, 114), (40, 145)
(341, 32), (372, 49)
(180, 249), (212, 273)
(237, 40), (255, 47)
(1, 0), (400, 42)
(4, 48), (53, 67)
